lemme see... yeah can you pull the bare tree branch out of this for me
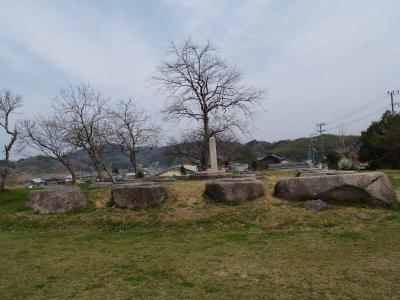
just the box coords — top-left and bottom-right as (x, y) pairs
(110, 98), (161, 176)
(0, 89), (23, 190)
(20, 117), (78, 184)
(152, 39), (264, 166)
(52, 83), (115, 182)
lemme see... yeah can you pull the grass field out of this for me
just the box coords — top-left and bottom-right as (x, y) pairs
(0, 171), (400, 299)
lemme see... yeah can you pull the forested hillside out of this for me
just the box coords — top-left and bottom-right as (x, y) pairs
(5, 134), (360, 175)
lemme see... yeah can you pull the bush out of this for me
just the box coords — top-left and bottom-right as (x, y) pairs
(338, 157), (353, 170)
(180, 165), (186, 175)
(137, 169), (144, 178)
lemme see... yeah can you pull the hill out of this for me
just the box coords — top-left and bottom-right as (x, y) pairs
(248, 134), (361, 162)
(6, 134), (360, 175)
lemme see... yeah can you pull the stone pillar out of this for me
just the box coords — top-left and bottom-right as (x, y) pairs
(209, 136), (218, 171)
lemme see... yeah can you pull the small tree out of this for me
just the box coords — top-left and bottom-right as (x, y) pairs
(359, 111), (400, 169)
(0, 89), (23, 190)
(53, 83), (115, 182)
(326, 150), (341, 169)
(153, 39), (264, 167)
(111, 99), (160, 177)
(180, 164), (186, 175)
(21, 117), (77, 184)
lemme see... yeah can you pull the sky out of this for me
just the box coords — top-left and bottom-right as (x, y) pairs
(1, 0), (400, 151)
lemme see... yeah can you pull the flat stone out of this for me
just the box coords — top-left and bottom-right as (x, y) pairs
(299, 170), (355, 177)
(304, 199), (329, 211)
(274, 172), (397, 206)
(26, 186), (87, 214)
(189, 171), (230, 180)
(112, 183), (165, 209)
(205, 178), (264, 202)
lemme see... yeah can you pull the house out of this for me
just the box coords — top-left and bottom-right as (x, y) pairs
(229, 163), (249, 172)
(252, 154), (292, 170)
(156, 165), (197, 177)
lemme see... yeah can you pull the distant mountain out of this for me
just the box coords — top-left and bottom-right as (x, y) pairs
(7, 134), (360, 175)
(246, 134), (361, 162)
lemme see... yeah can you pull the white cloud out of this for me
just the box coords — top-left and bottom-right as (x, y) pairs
(0, 0), (400, 147)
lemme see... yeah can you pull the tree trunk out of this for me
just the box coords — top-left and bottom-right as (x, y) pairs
(102, 163), (115, 183)
(0, 146), (11, 191)
(64, 163), (77, 185)
(129, 148), (138, 177)
(0, 169), (7, 191)
(87, 149), (102, 181)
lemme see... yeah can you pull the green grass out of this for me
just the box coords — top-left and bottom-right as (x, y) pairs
(0, 171), (400, 299)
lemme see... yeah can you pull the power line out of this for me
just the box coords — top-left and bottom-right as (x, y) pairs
(325, 93), (387, 125)
(325, 105), (388, 132)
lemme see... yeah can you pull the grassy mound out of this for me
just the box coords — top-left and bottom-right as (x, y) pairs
(0, 170), (399, 299)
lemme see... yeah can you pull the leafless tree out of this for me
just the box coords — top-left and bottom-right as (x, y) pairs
(165, 129), (203, 165)
(0, 89), (23, 190)
(21, 117), (77, 184)
(53, 83), (115, 182)
(152, 39), (264, 167)
(111, 98), (161, 176)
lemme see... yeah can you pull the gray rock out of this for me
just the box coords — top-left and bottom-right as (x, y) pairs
(356, 212), (371, 220)
(205, 178), (264, 202)
(304, 199), (329, 211)
(274, 172), (397, 206)
(112, 183), (165, 209)
(26, 186), (87, 214)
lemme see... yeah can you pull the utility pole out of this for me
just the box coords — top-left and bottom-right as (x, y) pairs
(316, 123), (326, 168)
(309, 133), (317, 166)
(387, 91), (399, 115)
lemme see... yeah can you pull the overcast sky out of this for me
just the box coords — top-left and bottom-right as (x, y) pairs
(1, 0), (400, 148)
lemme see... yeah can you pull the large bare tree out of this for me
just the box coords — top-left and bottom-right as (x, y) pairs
(53, 83), (115, 182)
(111, 98), (161, 176)
(0, 89), (23, 190)
(152, 39), (263, 167)
(21, 117), (77, 184)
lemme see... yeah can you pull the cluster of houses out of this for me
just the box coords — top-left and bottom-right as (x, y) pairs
(26, 154), (312, 186)
(156, 154), (311, 177)
(27, 148), (370, 186)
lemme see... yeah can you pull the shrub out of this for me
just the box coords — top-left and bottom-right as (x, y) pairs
(338, 157), (353, 170)
(137, 169), (144, 178)
(180, 165), (186, 175)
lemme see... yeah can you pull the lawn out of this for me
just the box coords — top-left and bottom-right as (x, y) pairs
(0, 171), (400, 299)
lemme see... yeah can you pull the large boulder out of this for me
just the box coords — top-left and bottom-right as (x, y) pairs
(274, 172), (397, 206)
(26, 186), (87, 214)
(205, 178), (264, 202)
(112, 183), (165, 209)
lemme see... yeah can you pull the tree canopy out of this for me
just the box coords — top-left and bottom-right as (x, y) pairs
(359, 111), (400, 169)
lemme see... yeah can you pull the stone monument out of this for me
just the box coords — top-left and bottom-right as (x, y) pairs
(209, 136), (218, 171)
(188, 136), (227, 179)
